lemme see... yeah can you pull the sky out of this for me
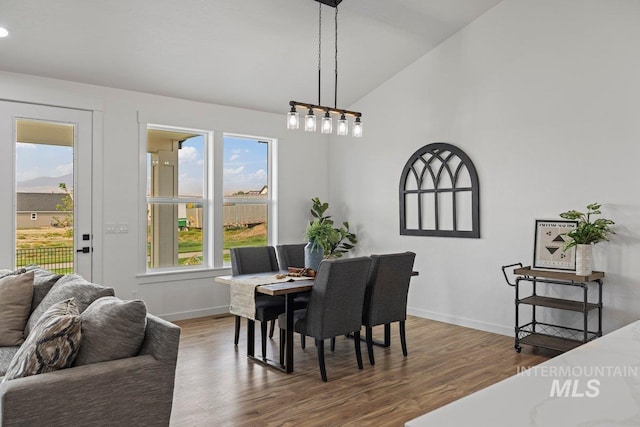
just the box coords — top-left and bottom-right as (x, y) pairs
(16, 143), (73, 192)
(16, 135), (268, 197)
(222, 136), (268, 195)
(175, 134), (268, 196)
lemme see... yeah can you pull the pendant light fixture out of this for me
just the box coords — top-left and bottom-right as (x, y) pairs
(287, 0), (362, 137)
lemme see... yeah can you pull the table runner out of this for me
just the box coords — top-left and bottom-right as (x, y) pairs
(229, 275), (307, 320)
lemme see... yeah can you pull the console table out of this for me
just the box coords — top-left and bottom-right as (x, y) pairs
(502, 264), (604, 353)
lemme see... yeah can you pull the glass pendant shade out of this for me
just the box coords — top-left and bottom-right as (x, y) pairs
(287, 107), (299, 129)
(304, 109), (316, 132)
(337, 114), (348, 136)
(321, 111), (333, 134)
(353, 117), (363, 137)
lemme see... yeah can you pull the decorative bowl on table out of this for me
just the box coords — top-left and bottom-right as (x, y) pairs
(287, 267), (316, 277)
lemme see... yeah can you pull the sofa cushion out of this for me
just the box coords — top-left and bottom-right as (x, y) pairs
(0, 271), (34, 346)
(3, 298), (82, 381)
(73, 297), (147, 366)
(30, 268), (63, 311)
(0, 346), (20, 376)
(25, 274), (114, 336)
(0, 265), (62, 312)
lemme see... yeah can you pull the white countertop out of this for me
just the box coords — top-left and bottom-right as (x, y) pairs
(406, 320), (640, 427)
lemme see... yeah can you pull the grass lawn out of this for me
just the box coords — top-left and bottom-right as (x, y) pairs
(16, 223), (269, 267)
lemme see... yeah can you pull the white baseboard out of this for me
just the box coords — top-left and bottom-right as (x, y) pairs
(160, 306), (229, 322)
(159, 305), (513, 337)
(407, 307), (512, 337)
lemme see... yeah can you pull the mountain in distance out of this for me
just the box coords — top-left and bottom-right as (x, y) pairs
(18, 173), (73, 193)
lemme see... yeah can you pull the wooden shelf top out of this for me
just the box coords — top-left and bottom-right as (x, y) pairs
(514, 266), (604, 282)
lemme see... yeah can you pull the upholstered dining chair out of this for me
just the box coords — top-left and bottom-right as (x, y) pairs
(230, 246), (284, 357)
(276, 243), (306, 270)
(277, 243), (312, 348)
(278, 257), (372, 382)
(362, 251), (416, 365)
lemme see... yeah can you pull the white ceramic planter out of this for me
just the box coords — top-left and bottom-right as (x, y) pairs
(304, 241), (324, 272)
(575, 244), (593, 276)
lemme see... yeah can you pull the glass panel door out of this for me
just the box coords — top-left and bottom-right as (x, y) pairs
(0, 101), (93, 279)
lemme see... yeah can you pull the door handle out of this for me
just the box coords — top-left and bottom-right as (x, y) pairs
(76, 247), (91, 253)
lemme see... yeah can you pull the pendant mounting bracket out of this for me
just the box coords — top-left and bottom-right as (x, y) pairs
(313, 0), (343, 8)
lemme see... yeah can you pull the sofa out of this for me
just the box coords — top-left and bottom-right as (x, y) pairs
(0, 267), (181, 427)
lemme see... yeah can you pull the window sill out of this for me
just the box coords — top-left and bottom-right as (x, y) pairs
(137, 266), (232, 284)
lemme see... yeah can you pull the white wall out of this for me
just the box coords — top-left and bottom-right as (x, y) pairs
(330, 0), (640, 335)
(0, 71), (330, 320)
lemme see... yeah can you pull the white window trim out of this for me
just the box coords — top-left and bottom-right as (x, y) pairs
(136, 123), (278, 276)
(222, 132), (278, 262)
(138, 122), (213, 275)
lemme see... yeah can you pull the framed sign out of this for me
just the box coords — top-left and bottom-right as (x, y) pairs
(533, 220), (577, 271)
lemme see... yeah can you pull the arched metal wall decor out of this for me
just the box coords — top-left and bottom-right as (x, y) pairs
(399, 143), (480, 238)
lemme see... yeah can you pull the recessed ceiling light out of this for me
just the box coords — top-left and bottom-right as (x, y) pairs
(0, 27), (9, 38)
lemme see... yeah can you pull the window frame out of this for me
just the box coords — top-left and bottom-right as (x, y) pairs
(137, 124), (278, 276)
(221, 133), (277, 266)
(140, 123), (213, 274)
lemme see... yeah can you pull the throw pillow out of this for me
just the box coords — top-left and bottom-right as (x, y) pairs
(0, 271), (35, 346)
(73, 297), (147, 366)
(25, 274), (114, 336)
(0, 265), (62, 312)
(27, 267), (63, 311)
(3, 298), (82, 381)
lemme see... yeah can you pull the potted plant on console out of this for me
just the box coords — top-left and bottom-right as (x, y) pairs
(304, 197), (358, 271)
(560, 202), (615, 276)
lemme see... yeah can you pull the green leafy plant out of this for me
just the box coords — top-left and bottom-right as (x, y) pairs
(304, 218), (335, 253)
(559, 203), (615, 249)
(52, 182), (73, 232)
(305, 197), (357, 258)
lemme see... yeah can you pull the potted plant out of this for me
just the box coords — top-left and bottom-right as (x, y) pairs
(303, 197), (358, 271)
(559, 202), (615, 276)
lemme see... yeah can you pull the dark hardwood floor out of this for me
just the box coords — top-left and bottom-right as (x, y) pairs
(170, 315), (556, 426)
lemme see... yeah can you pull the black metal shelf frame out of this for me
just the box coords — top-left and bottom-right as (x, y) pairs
(503, 264), (603, 353)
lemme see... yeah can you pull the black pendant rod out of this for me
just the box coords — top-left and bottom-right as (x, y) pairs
(318, 2), (322, 106)
(334, 6), (338, 109)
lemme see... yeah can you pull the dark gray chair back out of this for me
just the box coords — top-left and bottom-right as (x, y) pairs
(276, 243), (306, 269)
(303, 257), (371, 340)
(230, 246), (279, 275)
(363, 252), (416, 326)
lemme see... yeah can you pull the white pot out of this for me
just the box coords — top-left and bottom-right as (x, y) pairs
(575, 244), (593, 276)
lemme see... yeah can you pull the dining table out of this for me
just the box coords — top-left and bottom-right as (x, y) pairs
(215, 269), (419, 374)
(215, 271), (313, 373)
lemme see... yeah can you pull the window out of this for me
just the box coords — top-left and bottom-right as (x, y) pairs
(16, 119), (75, 274)
(222, 135), (272, 264)
(146, 125), (209, 269)
(142, 126), (274, 272)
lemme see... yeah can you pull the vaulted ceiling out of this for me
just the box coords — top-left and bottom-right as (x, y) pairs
(0, 0), (502, 114)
